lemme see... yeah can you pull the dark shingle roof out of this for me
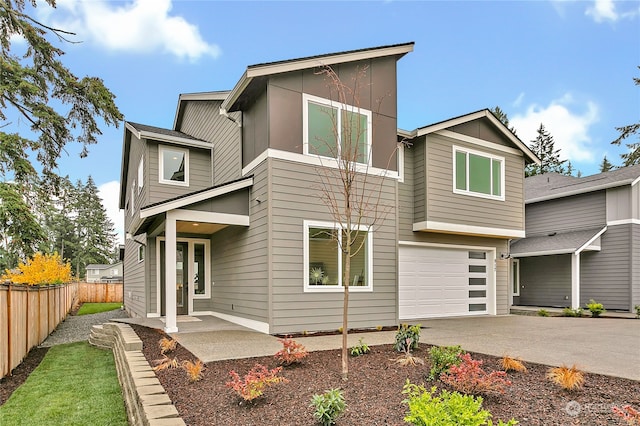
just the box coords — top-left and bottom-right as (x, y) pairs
(525, 164), (640, 203)
(127, 121), (202, 141)
(510, 227), (605, 257)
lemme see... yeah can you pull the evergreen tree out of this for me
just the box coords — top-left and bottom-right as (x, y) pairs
(490, 106), (518, 135)
(611, 67), (640, 166)
(599, 156), (614, 173)
(525, 124), (567, 177)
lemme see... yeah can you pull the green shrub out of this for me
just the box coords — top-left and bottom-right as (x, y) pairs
(401, 380), (518, 426)
(537, 309), (549, 317)
(586, 299), (605, 317)
(635, 305), (640, 319)
(395, 324), (421, 352)
(310, 388), (346, 426)
(428, 345), (465, 380)
(562, 307), (583, 317)
(350, 338), (370, 357)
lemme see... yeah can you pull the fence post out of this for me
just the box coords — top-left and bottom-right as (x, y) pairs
(7, 283), (11, 376)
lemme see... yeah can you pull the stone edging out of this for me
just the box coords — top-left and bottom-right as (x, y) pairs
(89, 322), (185, 426)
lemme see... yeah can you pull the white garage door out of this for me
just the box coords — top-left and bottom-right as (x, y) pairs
(399, 245), (491, 319)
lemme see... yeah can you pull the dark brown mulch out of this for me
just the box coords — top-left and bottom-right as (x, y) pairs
(0, 346), (49, 405)
(131, 324), (640, 426)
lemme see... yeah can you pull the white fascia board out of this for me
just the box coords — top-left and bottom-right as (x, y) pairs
(416, 110), (487, 136)
(413, 220), (526, 239)
(441, 130), (524, 157)
(140, 178), (253, 218)
(171, 209), (250, 227)
(125, 122), (212, 150)
(632, 175), (640, 187)
(222, 43), (414, 112)
(511, 249), (576, 258)
(527, 180), (635, 204)
(397, 128), (416, 139)
(576, 226), (607, 254)
(607, 219), (640, 226)
(173, 91), (230, 129)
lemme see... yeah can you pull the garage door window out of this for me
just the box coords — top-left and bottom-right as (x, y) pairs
(304, 221), (372, 292)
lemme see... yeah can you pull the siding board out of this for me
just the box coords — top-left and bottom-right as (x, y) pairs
(519, 255), (572, 307)
(525, 191), (606, 236)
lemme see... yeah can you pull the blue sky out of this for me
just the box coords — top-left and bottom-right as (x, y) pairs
(10, 0), (640, 241)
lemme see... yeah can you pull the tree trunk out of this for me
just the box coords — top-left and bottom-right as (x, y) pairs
(341, 233), (351, 380)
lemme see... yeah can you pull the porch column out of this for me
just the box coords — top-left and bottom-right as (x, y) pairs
(571, 253), (580, 310)
(164, 211), (178, 333)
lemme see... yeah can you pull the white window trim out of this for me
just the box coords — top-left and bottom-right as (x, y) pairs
(302, 93), (373, 167)
(512, 258), (520, 296)
(137, 157), (144, 194)
(397, 143), (405, 183)
(452, 145), (505, 202)
(137, 245), (144, 263)
(155, 237), (211, 316)
(303, 220), (373, 293)
(159, 145), (189, 187)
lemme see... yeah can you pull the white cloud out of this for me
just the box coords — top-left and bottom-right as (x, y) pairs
(586, 0), (619, 22)
(512, 92), (525, 108)
(511, 94), (599, 162)
(52, 0), (220, 62)
(98, 181), (124, 244)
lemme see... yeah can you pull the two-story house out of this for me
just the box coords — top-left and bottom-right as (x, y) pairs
(86, 262), (123, 283)
(119, 43), (539, 333)
(510, 166), (640, 312)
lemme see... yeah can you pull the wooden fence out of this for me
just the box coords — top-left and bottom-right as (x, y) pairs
(0, 282), (79, 380)
(77, 282), (123, 303)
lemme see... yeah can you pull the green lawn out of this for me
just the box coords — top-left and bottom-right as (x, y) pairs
(0, 342), (128, 426)
(77, 302), (122, 316)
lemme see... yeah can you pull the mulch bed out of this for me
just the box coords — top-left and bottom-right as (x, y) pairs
(0, 346), (49, 405)
(131, 324), (640, 426)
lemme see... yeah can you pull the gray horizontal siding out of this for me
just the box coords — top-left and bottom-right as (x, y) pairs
(581, 224), (631, 310)
(147, 141), (213, 205)
(123, 238), (146, 318)
(425, 133), (525, 231)
(519, 254), (571, 307)
(177, 100), (242, 185)
(633, 224), (640, 309)
(269, 158), (398, 334)
(209, 161), (269, 323)
(526, 191), (606, 236)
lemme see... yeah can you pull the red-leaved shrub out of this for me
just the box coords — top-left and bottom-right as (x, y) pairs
(274, 336), (308, 365)
(440, 353), (512, 396)
(613, 405), (640, 425)
(225, 364), (288, 401)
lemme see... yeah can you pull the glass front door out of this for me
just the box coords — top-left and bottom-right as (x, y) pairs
(160, 241), (189, 315)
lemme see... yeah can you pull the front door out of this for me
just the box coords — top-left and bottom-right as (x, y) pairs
(160, 241), (189, 315)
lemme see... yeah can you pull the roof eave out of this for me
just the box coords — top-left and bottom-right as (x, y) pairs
(119, 125), (131, 209)
(526, 179), (635, 204)
(173, 91), (230, 130)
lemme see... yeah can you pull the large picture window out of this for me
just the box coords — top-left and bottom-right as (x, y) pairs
(304, 220), (372, 292)
(159, 145), (189, 186)
(453, 146), (504, 201)
(303, 94), (372, 165)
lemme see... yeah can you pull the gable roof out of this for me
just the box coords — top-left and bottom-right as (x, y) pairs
(86, 262), (122, 270)
(221, 42), (414, 113)
(409, 109), (539, 164)
(510, 226), (606, 257)
(173, 91), (230, 130)
(526, 164), (640, 204)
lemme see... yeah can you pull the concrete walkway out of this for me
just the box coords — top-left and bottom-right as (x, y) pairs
(117, 314), (640, 380)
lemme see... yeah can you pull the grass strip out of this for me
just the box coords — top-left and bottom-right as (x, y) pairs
(0, 342), (127, 426)
(77, 302), (122, 316)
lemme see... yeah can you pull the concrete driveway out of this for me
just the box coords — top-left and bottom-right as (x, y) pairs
(418, 315), (640, 381)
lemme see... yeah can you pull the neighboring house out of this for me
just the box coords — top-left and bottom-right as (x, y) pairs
(510, 165), (640, 312)
(119, 43), (539, 333)
(86, 262), (123, 283)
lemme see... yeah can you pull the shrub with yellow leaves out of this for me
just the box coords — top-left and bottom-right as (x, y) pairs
(2, 252), (72, 285)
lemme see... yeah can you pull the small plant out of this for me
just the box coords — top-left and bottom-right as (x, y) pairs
(274, 336), (308, 365)
(376, 325), (383, 331)
(635, 305), (640, 319)
(537, 309), (549, 317)
(613, 405), (640, 425)
(159, 337), (177, 354)
(440, 353), (512, 396)
(182, 359), (205, 382)
(310, 388), (346, 426)
(500, 356), (527, 373)
(350, 338), (370, 356)
(337, 326), (343, 333)
(226, 364), (288, 402)
(395, 323), (421, 352)
(546, 364), (585, 390)
(402, 380), (518, 426)
(562, 307), (583, 317)
(310, 267), (325, 284)
(152, 356), (179, 371)
(586, 299), (605, 317)
(428, 345), (465, 380)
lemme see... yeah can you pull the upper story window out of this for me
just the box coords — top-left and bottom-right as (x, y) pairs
(159, 145), (189, 186)
(303, 94), (372, 165)
(453, 146), (504, 201)
(137, 157), (144, 193)
(303, 220), (373, 292)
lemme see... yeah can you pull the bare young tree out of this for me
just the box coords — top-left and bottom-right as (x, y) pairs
(309, 65), (401, 379)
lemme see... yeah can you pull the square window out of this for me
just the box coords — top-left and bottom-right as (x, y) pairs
(304, 221), (372, 291)
(303, 94), (371, 166)
(453, 146), (504, 200)
(159, 145), (189, 186)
